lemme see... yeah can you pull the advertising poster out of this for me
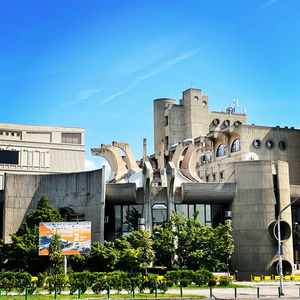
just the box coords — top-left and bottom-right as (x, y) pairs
(39, 221), (91, 256)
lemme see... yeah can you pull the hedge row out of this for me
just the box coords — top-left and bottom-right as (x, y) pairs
(0, 269), (215, 295)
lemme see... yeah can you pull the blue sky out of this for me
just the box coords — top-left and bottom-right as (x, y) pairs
(1, 0), (299, 170)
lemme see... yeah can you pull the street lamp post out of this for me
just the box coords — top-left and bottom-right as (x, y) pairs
(277, 197), (299, 295)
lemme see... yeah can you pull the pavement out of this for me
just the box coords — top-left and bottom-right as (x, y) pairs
(168, 281), (300, 299)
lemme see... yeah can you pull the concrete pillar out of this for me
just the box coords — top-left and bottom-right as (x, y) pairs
(99, 166), (106, 244)
(231, 161), (276, 280)
(277, 161), (294, 272)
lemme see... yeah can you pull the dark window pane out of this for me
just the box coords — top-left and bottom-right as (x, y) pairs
(0, 150), (19, 164)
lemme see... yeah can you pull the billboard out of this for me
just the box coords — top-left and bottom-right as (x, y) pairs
(39, 222), (91, 256)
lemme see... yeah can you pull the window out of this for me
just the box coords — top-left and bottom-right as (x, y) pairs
(202, 154), (212, 164)
(152, 204), (167, 227)
(216, 144), (227, 157)
(0, 132), (3, 135)
(212, 174), (216, 181)
(0, 150), (19, 164)
(61, 133), (81, 144)
(165, 116), (168, 126)
(175, 204), (215, 227)
(253, 139), (261, 149)
(220, 171), (224, 180)
(231, 138), (241, 153)
(266, 139), (273, 150)
(115, 205), (143, 237)
(279, 141), (286, 151)
(11, 132), (14, 136)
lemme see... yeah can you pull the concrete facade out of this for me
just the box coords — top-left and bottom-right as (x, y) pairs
(0, 122), (85, 189)
(2, 168), (105, 243)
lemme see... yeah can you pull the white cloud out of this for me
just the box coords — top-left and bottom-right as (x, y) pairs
(69, 88), (102, 105)
(260, 0), (280, 10)
(98, 47), (204, 106)
(85, 159), (97, 171)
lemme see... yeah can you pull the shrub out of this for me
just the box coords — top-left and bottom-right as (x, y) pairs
(208, 278), (217, 286)
(179, 278), (190, 287)
(92, 277), (107, 294)
(164, 271), (181, 286)
(0, 272), (16, 294)
(69, 271), (92, 294)
(157, 279), (171, 293)
(128, 272), (143, 291)
(138, 273), (158, 293)
(36, 273), (47, 288)
(46, 274), (68, 294)
(106, 271), (124, 293)
(219, 276), (230, 286)
(193, 269), (213, 286)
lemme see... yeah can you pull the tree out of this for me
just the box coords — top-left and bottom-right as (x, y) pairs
(126, 229), (155, 273)
(0, 195), (63, 274)
(152, 212), (234, 271)
(48, 233), (63, 275)
(85, 241), (120, 272)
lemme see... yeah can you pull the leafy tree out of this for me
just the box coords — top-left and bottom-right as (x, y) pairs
(48, 233), (63, 275)
(126, 229), (155, 273)
(0, 195), (63, 274)
(86, 241), (120, 272)
(152, 212), (234, 271)
(152, 222), (176, 269)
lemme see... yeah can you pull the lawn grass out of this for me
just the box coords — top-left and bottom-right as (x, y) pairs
(0, 293), (204, 299)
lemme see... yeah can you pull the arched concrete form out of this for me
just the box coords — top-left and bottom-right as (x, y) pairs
(180, 143), (203, 182)
(171, 141), (193, 170)
(112, 141), (141, 173)
(91, 144), (128, 183)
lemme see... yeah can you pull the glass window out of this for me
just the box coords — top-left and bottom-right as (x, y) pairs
(196, 204), (205, 225)
(152, 204), (167, 226)
(205, 205), (211, 222)
(231, 138), (241, 152)
(176, 204), (188, 217)
(189, 205), (194, 218)
(61, 133), (81, 144)
(115, 206), (121, 232)
(216, 144), (227, 157)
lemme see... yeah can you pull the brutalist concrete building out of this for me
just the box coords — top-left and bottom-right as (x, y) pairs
(1, 88), (300, 280)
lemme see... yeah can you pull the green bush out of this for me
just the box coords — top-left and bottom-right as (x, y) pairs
(106, 271), (124, 293)
(164, 271), (181, 286)
(219, 276), (230, 286)
(157, 279), (170, 293)
(0, 271), (35, 294)
(36, 273), (47, 288)
(138, 273), (158, 293)
(46, 274), (67, 294)
(193, 269), (213, 286)
(128, 272), (143, 291)
(69, 271), (93, 294)
(208, 277), (217, 286)
(92, 277), (107, 294)
(179, 278), (190, 287)
(0, 272), (17, 294)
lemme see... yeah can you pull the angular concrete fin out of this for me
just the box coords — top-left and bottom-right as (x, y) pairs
(112, 141), (141, 172)
(91, 144), (128, 182)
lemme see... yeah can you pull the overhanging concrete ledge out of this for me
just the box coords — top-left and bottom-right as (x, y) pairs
(181, 182), (236, 203)
(106, 183), (137, 204)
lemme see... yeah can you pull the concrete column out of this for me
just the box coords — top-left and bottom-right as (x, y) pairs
(231, 161), (276, 280)
(99, 166), (106, 244)
(277, 161), (293, 271)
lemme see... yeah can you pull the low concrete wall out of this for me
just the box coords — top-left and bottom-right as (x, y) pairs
(2, 168), (105, 243)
